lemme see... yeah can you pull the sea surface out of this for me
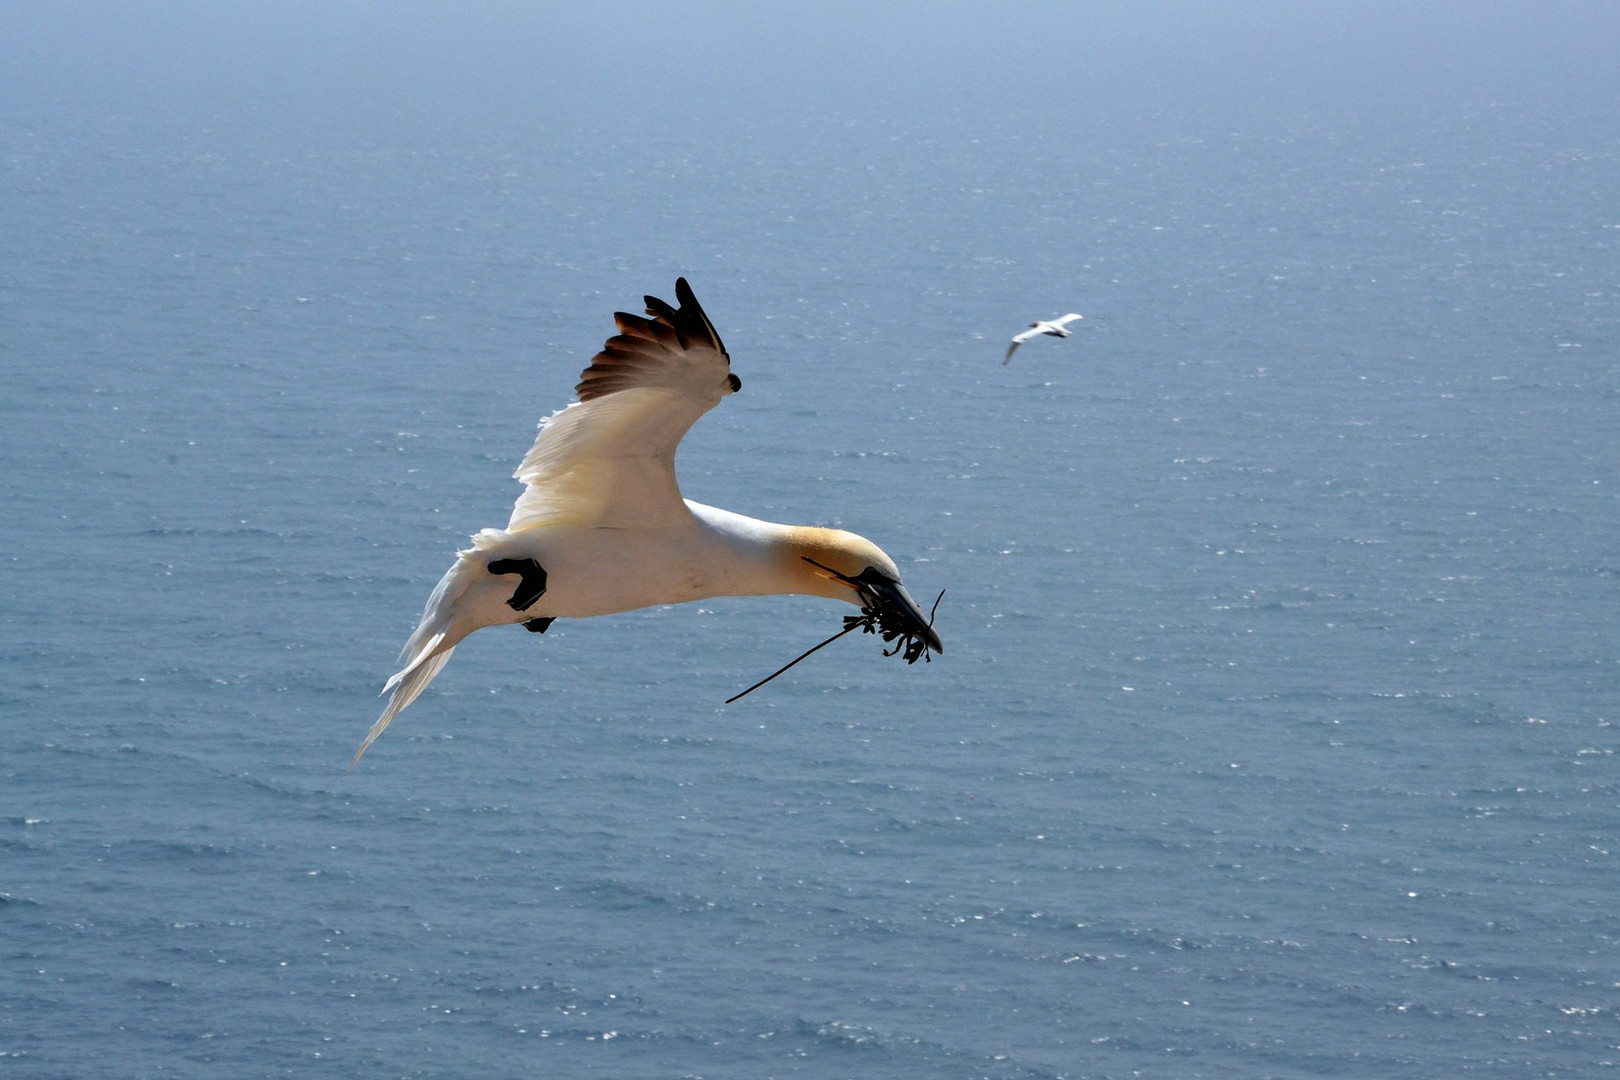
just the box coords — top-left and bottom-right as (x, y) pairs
(3, 76), (1619, 1080)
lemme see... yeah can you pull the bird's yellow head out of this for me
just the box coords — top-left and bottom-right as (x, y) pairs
(785, 527), (900, 600)
(724, 524), (944, 704)
(783, 526), (943, 658)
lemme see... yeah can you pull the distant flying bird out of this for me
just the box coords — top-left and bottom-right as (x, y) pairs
(1004, 313), (1085, 364)
(352, 278), (942, 767)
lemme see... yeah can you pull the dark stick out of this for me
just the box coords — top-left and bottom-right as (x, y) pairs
(725, 619), (870, 704)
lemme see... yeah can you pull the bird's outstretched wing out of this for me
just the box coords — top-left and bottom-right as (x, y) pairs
(1004, 326), (1042, 364)
(507, 278), (739, 531)
(1051, 313), (1085, 329)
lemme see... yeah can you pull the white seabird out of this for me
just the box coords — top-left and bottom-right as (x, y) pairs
(1004, 313), (1085, 364)
(352, 278), (942, 766)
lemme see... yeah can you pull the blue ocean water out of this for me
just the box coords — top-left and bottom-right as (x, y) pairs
(4, 22), (1619, 1079)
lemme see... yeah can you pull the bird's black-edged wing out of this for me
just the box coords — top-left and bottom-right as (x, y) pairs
(508, 279), (741, 531)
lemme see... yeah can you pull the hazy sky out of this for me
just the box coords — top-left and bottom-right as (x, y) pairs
(4, 1), (1618, 130)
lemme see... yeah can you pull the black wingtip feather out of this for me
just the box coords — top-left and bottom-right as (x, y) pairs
(575, 278), (734, 402)
(672, 277), (727, 359)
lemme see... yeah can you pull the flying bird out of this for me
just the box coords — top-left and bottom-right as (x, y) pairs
(1004, 313), (1085, 364)
(352, 278), (942, 766)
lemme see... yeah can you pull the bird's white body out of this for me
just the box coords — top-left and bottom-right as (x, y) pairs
(459, 502), (874, 622)
(353, 280), (936, 766)
(1004, 313), (1085, 363)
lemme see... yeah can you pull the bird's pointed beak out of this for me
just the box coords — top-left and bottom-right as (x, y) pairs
(800, 557), (945, 662)
(876, 577), (944, 656)
(847, 568), (943, 659)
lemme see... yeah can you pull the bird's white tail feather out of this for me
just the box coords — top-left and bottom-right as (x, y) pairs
(349, 645), (456, 769)
(350, 549), (490, 769)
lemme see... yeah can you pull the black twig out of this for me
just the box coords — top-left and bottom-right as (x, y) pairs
(724, 619), (870, 704)
(725, 560), (944, 704)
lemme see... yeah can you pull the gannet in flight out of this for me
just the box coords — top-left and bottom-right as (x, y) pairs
(352, 278), (942, 766)
(1004, 313), (1085, 364)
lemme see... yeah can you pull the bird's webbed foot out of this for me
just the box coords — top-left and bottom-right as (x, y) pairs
(487, 557), (548, 612)
(523, 617), (555, 634)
